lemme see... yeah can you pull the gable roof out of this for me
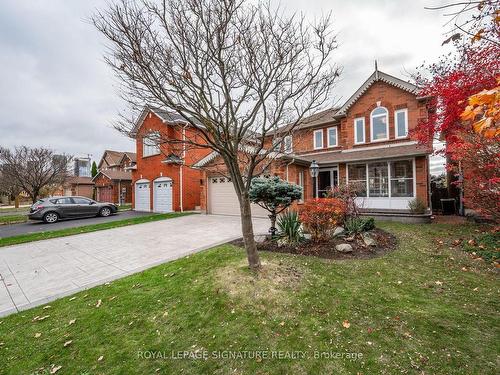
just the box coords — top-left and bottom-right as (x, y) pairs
(334, 69), (418, 118)
(120, 151), (137, 164)
(92, 169), (132, 182)
(132, 105), (204, 135)
(98, 150), (135, 169)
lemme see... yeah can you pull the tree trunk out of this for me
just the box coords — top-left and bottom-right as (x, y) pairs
(239, 192), (261, 269)
(269, 211), (277, 237)
(14, 195), (19, 208)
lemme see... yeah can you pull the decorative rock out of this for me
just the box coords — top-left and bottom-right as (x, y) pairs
(335, 243), (353, 253)
(362, 233), (376, 247)
(303, 233), (312, 240)
(254, 235), (267, 243)
(333, 227), (345, 237)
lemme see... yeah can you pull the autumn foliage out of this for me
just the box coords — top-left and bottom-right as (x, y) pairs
(413, 30), (499, 221)
(299, 198), (347, 242)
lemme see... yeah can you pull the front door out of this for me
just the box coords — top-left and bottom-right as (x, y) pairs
(317, 168), (338, 197)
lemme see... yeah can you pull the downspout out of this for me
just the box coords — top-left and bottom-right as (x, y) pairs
(427, 155), (432, 214)
(118, 179), (121, 205)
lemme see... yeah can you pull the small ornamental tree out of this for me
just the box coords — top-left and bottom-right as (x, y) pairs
(299, 198), (347, 242)
(249, 177), (302, 236)
(91, 161), (98, 178)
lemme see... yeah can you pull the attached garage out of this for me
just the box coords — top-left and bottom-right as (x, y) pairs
(153, 177), (173, 213)
(207, 176), (268, 217)
(135, 179), (151, 211)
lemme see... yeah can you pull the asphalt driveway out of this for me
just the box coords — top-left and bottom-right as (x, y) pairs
(0, 210), (152, 238)
(0, 214), (268, 316)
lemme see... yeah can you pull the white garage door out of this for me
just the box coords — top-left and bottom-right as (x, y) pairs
(208, 176), (268, 218)
(135, 180), (150, 212)
(153, 177), (173, 213)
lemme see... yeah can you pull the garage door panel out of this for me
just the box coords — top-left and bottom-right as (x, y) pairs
(135, 182), (150, 211)
(153, 179), (173, 213)
(208, 176), (268, 218)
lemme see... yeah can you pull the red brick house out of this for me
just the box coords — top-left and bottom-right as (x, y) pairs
(93, 150), (136, 204)
(195, 68), (433, 217)
(130, 107), (211, 212)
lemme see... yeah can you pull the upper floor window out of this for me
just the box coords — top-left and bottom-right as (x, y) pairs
(313, 129), (323, 149)
(283, 135), (293, 153)
(395, 108), (408, 138)
(370, 107), (389, 142)
(327, 127), (338, 147)
(354, 117), (365, 144)
(143, 131), (161, 157)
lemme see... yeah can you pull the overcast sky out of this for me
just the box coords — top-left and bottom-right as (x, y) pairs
(0, 0), (453, 164)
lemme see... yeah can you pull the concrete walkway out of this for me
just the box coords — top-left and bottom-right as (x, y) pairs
(0, 214), (269, 317)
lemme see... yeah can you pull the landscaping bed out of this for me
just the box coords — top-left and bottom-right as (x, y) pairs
(233, 228), (397, 260)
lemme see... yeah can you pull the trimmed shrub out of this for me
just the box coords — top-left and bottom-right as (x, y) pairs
(299, 198), (347, 242)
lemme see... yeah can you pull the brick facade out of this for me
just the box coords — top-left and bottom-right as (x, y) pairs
(131, 111), (211, 211)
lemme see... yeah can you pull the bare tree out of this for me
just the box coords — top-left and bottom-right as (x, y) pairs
(0, 146), (72, 204)
(92, 0), (340, 268)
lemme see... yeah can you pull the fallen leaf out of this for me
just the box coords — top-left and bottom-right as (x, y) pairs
(34, 333), (42, 338)
(279, 321), (285, 326)
(163, 311), (169, 317)
(98, 355), (104, 362)
(63, 340), (72, 347)
(33, 315), (50, 322)
(342, 320), (350, 329)
(69, 319), (76, 325)
(95, 299), (102, 308)
(69, 297), (76, 301)
(43, 305), (51, 310)
(109, 296), (117, 301)
(435, 281), (443, 286)
(50, 365), (62, 374)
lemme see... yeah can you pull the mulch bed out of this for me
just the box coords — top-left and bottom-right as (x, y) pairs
(231, 228), (397, 260)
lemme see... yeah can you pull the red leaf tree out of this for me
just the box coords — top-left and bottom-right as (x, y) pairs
(413, 41), (499, 221)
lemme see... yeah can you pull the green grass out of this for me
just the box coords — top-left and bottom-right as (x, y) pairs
(0, 222), (498, 374)
(0, 212), (194, 248)
(0, 214), (27, 225)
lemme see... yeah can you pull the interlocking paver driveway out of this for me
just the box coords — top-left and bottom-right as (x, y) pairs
(0, 214), (268, 316)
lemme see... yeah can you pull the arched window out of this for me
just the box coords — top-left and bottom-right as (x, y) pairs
(370, 107), (389, 141)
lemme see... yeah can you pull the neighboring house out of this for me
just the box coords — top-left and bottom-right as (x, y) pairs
(60, 176), (95, 199)
(130, 107), (211, 212)
(195, 67), (433, 216)
(93, 150), (137, 204)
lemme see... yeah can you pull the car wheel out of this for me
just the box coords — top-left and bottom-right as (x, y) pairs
(43, 212), (59, 224)
(100, 207), (112, 217)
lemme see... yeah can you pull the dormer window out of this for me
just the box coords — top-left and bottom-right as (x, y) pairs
(370, 107), (389, 142)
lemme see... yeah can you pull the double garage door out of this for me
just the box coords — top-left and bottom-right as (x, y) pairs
(208, 176), (268, 218)
(135, 178), (173, 213)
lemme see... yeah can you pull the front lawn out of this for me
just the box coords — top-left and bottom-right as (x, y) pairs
(0, 212), (194, 248)
(0, 214), (27, 225)
(0, 222), (498, 374)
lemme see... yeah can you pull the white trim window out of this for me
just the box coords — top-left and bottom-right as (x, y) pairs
(313, 129), (323, 149)
(370, 107), (389, 142)
(283, 135), (293, 153)
(395, 108), (408, 139)
(390, 160), (413, 197)
(327, 127), (338, 147)
(354, 117), (365, 144)
(143, 131), (161, 157)
(368, 162), (389, 197)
